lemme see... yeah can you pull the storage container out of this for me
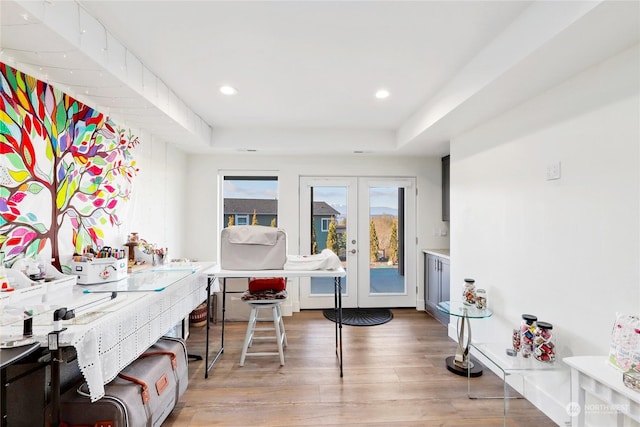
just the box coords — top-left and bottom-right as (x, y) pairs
(534, 321), (555, 362)
(520, 314), (537, 358)
(462, 278), (476, 305)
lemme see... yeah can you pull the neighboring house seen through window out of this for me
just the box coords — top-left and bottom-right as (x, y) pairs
(222, 175), (278, 228)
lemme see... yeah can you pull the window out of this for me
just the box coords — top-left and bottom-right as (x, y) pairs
(222, 175), (279, 228)
(321, 218), (331, 232)
(235, 215), (249, 225)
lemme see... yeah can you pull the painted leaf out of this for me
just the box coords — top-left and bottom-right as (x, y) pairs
(33, 222), (48, 233)
(56, 179), (69, 209)
(6, 153), (26, 169)
(10, 192), (26, 203)
(8, 169), (29, 182)
(27, 183), (44, 194)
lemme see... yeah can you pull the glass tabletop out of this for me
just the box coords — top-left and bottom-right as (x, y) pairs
(79, 268), (196, 293)
(1, 268), (199, 326)
(437, 300), (493, 318)
(472, 342), (560, 372)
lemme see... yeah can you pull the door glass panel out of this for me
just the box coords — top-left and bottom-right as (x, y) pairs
(310, 186), (347, 295)
(368, 186), (405, 295)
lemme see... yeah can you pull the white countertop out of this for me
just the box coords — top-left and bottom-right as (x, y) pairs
(422, 249), (450, 259)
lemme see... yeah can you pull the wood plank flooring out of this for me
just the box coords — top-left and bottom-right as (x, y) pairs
(164, 309), (557, 426)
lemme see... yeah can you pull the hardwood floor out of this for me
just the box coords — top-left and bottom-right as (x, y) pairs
(164, 309), (557, 426)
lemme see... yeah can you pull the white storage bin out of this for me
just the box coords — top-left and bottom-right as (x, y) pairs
(72, 258), (128, 285)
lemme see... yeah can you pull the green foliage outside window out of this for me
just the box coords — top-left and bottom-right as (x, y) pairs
(325, 217), (339, 254)
(388, 219), (398, 264)
(369, 219), (380, 262)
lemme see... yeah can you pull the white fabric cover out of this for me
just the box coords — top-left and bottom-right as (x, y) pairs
(220, 226), (287, 270)
(227, 225), (279, 245)
(284, 249), (342, 271)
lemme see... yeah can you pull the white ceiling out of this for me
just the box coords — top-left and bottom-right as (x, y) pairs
(1, 1), (638, 156)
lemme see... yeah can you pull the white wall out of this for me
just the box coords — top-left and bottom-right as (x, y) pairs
(183, 153), (448, 311)
(119, 132), (188, 260)
(450, 45), (639, 424)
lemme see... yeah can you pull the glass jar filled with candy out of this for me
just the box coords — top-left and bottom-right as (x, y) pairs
(520, 314), (537, 358)
(462, 278), (476, 305)
(534, 321), (555, 362)
(512, 328), (521, 354)
(475, 288), (487, 309)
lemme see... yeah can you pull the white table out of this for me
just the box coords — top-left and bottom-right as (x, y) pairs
(204, 267), (346, 378)
(0, 262), (216, 402)
(564, 356), (640, 426)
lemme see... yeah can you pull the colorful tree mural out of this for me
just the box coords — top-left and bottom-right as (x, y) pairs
(0, 63), (140, 269)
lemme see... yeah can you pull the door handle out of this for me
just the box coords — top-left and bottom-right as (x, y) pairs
(350, 249), (357, 254)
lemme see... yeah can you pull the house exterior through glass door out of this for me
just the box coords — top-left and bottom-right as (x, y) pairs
(299, 177), (416, 309)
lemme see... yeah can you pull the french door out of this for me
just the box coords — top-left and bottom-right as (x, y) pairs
(299, 176), (416, 309)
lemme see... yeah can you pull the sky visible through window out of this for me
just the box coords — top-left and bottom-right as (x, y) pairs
(224, 179), (278, 199)
(224, 179), (398, 217)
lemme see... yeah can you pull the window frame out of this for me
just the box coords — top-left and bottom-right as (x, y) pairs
(219, 172), (280, 230)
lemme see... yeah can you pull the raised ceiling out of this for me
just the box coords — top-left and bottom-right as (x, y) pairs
(1, 1), (638, 156)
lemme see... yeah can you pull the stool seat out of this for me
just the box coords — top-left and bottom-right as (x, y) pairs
(240, 295), (287, 366)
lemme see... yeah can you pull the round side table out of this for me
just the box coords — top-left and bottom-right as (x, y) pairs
(437, 300), (493, 377)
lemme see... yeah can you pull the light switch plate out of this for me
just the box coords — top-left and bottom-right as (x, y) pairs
(546, 162), (561, 180)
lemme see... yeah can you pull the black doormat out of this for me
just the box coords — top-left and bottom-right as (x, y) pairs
(323, 308), (393, 326)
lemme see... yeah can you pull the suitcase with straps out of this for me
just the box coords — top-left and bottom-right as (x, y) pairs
(46, 336), (188, 427)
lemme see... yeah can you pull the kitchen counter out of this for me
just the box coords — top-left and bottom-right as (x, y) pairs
(423, 249), (450, 259)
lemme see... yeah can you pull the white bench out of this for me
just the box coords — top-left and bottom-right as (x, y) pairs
(563, 356), (640, 426)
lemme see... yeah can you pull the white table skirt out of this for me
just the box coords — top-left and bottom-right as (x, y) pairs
(46, 263), (216, 401)
(72, 271), (209, 401)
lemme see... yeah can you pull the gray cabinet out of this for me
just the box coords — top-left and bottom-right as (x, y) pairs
(424, 253), (450, 325)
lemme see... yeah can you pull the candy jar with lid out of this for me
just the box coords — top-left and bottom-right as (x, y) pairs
(462, 278), (476, 305)
(520, 314), (537, 358)
(534, 321), (555, 362)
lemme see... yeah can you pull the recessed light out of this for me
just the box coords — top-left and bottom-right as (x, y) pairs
(220, 85), (238, 96)
(375, 89), (390, 99)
